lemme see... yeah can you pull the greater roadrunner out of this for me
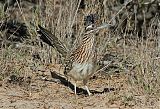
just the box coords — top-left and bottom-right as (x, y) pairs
(37, 23), (112, 96)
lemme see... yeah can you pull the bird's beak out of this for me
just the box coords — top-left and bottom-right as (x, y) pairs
(85, 24), (95, 31)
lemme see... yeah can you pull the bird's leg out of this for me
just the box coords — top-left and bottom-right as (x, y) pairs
(85, 85), (91, 96)
(74, 82), (77, 95)
(83, 80), (92, 96)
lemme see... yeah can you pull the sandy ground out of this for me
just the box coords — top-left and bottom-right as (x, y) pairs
(0, 71), (159, 109)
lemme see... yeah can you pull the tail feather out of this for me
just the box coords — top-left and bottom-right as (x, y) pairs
(37, 25), (68, 57)
(37, 25), (54, 47)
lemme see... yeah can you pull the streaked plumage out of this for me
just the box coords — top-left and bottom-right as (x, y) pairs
(37, 23), (111, 95)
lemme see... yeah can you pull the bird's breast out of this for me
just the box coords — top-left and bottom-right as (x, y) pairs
(67, 62), (94, 81)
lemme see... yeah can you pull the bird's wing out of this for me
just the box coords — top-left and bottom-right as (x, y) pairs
(37, 25), (68, 57)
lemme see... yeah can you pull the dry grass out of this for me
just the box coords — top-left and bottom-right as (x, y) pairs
(0, 0), (160, 108)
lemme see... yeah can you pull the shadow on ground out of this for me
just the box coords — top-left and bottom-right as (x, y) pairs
(44, 71), (115, 96)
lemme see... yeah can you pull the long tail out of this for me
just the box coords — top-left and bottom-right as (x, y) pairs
(37, 25), (68, 57)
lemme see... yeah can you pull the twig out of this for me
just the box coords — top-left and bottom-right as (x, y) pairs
(95, 61), (113, 74)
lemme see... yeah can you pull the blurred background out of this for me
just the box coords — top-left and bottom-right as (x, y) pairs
(0, 0), (160, 108)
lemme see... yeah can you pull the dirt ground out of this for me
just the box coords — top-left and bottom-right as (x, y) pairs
(0, 0), (160, 108)
(0, 71), (159, 109)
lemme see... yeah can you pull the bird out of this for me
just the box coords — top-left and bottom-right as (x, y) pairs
(37, 22), (112, 96)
